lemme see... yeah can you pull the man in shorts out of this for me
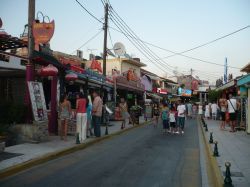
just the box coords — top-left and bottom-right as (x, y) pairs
(177, 100), (186, 134)
(227, 94), (240, 132)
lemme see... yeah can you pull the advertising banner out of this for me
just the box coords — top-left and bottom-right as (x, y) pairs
(28, 81), (48, 122)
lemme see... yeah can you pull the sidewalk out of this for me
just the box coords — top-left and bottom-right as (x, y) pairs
(204, 119), (250, 187)
(0, 116), (148, 177)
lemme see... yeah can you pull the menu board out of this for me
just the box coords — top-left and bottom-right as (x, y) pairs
(145, 105), (153, 118)
(28, 81), (48, 122)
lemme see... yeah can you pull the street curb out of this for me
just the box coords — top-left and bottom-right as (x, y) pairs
(197, 117), (224, 187)
(0, 120), (152, 180)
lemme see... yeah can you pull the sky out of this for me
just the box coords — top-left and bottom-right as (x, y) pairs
(1, 0), (250, 84)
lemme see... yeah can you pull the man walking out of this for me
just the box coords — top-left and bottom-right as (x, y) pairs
(211, 101), (219, 120)
(92, 91), (103, 137)
(227, 94), (239, 132)
(177, 100), (186, 134)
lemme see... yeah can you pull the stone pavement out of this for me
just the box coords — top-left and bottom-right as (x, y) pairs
(204, 119), (250, 187)
(0, 116), (146, 173)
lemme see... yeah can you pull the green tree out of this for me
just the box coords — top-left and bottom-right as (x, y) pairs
(208, 90), (222, 102)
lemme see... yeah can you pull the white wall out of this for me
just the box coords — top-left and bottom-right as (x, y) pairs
(121, 62), (141, 77)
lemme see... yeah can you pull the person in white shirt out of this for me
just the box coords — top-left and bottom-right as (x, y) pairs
(204, 102), (210, 119)
(227, 94), (240, 132)
(211, 102), (219, 120)
(177, 101), (186, 134)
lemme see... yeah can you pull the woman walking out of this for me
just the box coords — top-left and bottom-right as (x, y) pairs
(161, 103), (169, 134)
(119, 98), (130, 129)
(59, 95), (71, 141)
(153, 103), (160, 128)
(76, 92), (87, 143)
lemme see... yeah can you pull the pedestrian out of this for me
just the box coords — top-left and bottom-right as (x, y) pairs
(161, 103), (169, 134)
(92, 91), (103, 137)
(59, 94), (71, 141)
(153, 103), (160, 128)
(119, 98), (130, 129)
(76, 92), (88, 143)
(169, 107), (177, 134)
(192, 103), (197, 118)
(86, 95), (93, 138)
(198, 103), (203, 116)
(187, 102), (193, 119)
(204, 102), (210, 119)
(211, 101), (219, 120)
(177, 100), (186, 134)
(227, 94), (240, 132)
(219, 95), (227, 130)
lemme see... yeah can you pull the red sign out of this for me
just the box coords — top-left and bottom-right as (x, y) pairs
(191, 80), (199, 90)
(127, 69), (138, 81)
(157, 88), (167, 94)
(33, 20), (55, 50)
(90, 59), (102, 73)
(70, 65), (84, 74)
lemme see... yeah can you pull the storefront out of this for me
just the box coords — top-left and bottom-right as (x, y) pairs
(237, 74), (250, 133)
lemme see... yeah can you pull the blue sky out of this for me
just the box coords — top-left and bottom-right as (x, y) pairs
(1, 0), (250, 83)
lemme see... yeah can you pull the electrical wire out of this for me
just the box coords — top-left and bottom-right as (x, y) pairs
(75, 0), (103, 24)
(70, 29), (103, 54)
(109, 26), (243, 69)
(109, 6), (175, 71)
(108, 6), (175, 75)
(163, 25), (250, 59)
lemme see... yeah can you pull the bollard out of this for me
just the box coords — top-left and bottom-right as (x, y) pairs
(213, 141), (219, 157)
(209, 132), (214, 144)
(76, 133), (80, 144)
(224, 162), (233, 186)
(205, 124), (208, 131)
(105, 124), (109, 135)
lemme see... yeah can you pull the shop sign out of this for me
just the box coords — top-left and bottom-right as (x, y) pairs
(32, 20), (55, 50)
(90, 59), (102, 73)
(191, 80), (199, 90)
(157, 88), (167, 94)
(28, 81), (48, 122)
(85, 69), (105, 81)
(116, 76), (144, 90)
(178, 87), (192, 97)
(127, 69), (138, 81)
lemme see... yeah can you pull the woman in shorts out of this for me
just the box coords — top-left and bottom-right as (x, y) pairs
(169, 107), (177, 134)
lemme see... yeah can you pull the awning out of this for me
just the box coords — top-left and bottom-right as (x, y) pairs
(146, 93), (162, 100)
(216, 80), (235, 91)
(237, 74), (250, 86)
(0, 33), (27, 51)
(33, 50), (65, 70)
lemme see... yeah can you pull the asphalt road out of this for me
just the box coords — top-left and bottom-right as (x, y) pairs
(0, 119), (201, 187)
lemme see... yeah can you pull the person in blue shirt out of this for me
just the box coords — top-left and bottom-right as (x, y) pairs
(86, 95), (93, 137)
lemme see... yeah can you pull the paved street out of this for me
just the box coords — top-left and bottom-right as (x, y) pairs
(0, 119), (201, 187)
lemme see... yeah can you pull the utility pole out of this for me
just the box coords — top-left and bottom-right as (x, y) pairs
(25, 0), (35, 123)
(224, 57), (228, 84)
(28, 0), (35, 60)
(102, 3), (108, 76)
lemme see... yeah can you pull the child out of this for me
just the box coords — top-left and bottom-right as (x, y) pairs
(169, 107), (177, 134)
(161, 103), (169, 134)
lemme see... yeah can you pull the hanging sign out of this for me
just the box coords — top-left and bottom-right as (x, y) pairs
(32, 20), (55, 50)
(28, 81), (48, 122)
